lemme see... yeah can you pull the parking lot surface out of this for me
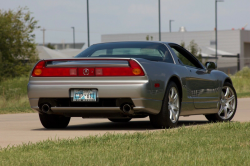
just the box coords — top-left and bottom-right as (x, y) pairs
(0, 98), (249, 148)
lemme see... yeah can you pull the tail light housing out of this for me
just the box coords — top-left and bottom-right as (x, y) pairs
(31, 59), (145, 77)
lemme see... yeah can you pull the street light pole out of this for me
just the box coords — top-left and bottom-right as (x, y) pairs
(158, 0), (161, 41)
(215, 0), (218, 64)
(215, 0), (224, 64)
(87, 0), (90, 47)
(169, 20), (174, 32)
(71, 27), (75, 48)
(41, 28), (46, 46)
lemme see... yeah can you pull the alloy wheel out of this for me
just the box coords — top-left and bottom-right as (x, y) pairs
(168, 87), (180, 123)
(219, 86), (236, 120)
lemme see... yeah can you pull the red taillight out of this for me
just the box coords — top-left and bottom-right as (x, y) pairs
(42, 68), (78, 77)
(32, 60), (78, 77)
(95, 67), (133, 76)
(129, 60), (145, 76)
(31, 59), (145, 77)
(32, 60), (45, 77)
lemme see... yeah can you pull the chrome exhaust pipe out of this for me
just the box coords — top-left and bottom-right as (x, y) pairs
(122, 104), (134, 114)
(123, 104), (131, 112)
(41, 104), (51, 113)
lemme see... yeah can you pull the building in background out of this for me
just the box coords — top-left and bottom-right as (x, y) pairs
(102, 29), (250, 74)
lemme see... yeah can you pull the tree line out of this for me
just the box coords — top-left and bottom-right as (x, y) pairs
(0, 7), (205, 80)
(0, 7), (39, 80)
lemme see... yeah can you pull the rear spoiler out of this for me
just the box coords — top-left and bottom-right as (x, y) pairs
(31, 59), (145, 77)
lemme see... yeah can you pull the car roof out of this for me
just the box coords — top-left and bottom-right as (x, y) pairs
(92, 41), (175, 46)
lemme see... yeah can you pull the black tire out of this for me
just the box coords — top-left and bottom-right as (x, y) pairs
(205, 82), (237, 122)
(39, 114), (71, 129)
(108, 118), (132, 122)
(149, 81), (181, 128)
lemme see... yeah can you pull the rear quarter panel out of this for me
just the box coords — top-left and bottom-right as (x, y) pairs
(136, 58), (190, 103)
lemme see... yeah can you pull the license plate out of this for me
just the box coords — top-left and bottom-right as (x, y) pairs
(71, 89), (97, 102)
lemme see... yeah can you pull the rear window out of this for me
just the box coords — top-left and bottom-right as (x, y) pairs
(75, 42), (174, 63)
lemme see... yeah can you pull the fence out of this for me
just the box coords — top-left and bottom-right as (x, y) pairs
(202, 54), (250, 74)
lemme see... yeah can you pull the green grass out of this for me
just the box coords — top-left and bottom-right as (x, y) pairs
(1, 122), (250, 165)
(236, 92), (250, 98)
(0, 76), (34, 114)
(231, 67), (250, 98)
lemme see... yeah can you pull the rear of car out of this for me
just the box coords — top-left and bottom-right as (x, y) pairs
(28, 41), (238, 129)
(28, 41), (175, 128)
(28, 58), (154, 117)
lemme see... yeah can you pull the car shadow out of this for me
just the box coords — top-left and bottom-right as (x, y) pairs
(33, 120), (210, 131)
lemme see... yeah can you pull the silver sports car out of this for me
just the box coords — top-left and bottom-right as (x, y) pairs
(28, 41), (237, 129)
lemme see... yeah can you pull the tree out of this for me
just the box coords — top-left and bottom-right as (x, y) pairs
(0, 7), (39, 78)
(181, 40), (203, 63)
(47, 43), (55, 49)
(187, 40), (202, 62)
(146, 35), (153, 41)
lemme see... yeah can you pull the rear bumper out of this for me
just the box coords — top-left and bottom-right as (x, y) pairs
(28, 77), (162, 116)
(29, 98), (162, 117)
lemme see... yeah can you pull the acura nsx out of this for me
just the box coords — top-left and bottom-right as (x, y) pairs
(28, 41), (237, 128)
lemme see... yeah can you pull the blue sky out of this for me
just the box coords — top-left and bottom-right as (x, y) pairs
(1, 0), (249, 48)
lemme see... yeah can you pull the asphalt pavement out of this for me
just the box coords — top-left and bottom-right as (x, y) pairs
(0, 98), (249, 148)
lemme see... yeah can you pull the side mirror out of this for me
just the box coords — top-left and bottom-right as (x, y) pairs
(205, 62), (217, 71)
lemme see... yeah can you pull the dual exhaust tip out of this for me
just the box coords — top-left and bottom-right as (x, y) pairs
(122, 104), (133, 114)
(41, 104), (51, 113)
(41, 103), (133, 114)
